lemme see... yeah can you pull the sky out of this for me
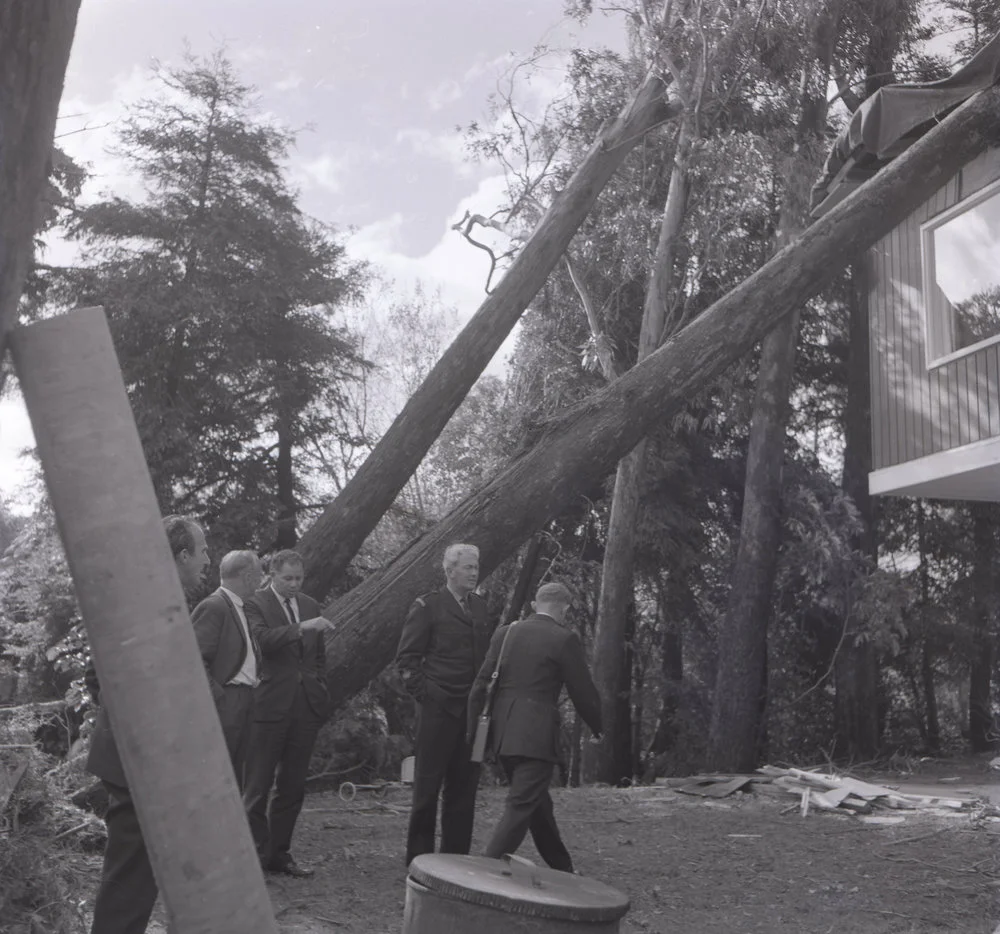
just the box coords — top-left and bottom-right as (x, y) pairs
(0, 0), (627, 510)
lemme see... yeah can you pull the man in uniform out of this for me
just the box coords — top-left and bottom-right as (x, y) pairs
(395, 542), (494, 865)
(468, 581), (602, 873)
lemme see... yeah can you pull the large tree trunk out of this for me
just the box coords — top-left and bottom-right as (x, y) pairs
(915, 499), (941, 753)
(969, 503), (995, 752)
(835, 257), (881, 759)
(297, 74), (678, 598)
(586, 117), (693, 785)
(0, 2), (80, 351)
(316, 88), (1000, 709)
(705, 14), (846, 770)
(706, 310), (800, 771)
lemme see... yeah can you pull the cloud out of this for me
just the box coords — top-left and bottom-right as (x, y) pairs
(394, 128), (472, 176)
(294, 153), (347, 194)
(274, 72), (304, 92)
(345, 174), (520, 375)
(427, 79), (463, 111)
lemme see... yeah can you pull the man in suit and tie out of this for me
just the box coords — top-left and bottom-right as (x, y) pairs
(243, 549), (333, 877)
(190, 549), (264, 787)
(87, 515), (211, 934)
(395, 543), (495, 866)
(468, 581), (603, 874)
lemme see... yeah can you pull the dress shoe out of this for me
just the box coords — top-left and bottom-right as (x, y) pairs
(266, 857), (314, 878)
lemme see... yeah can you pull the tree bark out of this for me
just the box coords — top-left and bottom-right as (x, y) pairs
(835, 257), (881, 759)
(706, 310), (801, 771)
(297, 74), (678, 597)
(915, 499), (941, 753)
(585, 116), (693, 785)
(969, 503), (995, 752)
(0, 2), (81, 351)
(503, 532), (548, 624)
(317, 87), (1000, 711)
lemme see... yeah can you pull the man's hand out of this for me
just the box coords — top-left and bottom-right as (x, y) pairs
(587, 733), (603, 745)
(300, 616), (335, 633)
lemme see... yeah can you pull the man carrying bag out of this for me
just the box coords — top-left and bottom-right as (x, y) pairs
(467, 582), (603, 873)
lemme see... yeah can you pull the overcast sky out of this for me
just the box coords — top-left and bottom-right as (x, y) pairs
(0, 0), (627, 509)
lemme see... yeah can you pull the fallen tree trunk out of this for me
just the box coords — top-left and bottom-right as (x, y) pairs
(299, 72), (678, 598)
(320, 86), (1000, 709)
(0, 1), (80, 348)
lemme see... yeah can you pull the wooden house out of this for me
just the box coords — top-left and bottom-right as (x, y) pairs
(811, 33), (1000, 500)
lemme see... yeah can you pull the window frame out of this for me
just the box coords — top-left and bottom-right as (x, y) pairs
(921, 176), (1000, 369)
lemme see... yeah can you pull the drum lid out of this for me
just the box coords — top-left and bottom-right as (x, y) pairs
(407, 854), (630, 922)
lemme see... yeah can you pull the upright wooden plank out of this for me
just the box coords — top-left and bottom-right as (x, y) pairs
(10, 308), (279, 934)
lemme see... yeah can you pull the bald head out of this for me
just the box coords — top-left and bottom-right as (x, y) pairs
(219, 550), (263, 600)
(534, 582), (573, 622)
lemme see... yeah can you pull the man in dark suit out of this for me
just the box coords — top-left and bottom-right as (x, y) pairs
(190, 549), (264, 786)
(396, 543), (495, 865)
(243, 549), (333, 877)
(87, 515), (211, 934)
(468, 581), (603, 874)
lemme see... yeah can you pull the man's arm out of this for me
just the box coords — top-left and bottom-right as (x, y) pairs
(246, 595), (302, 655)
(395, 597), (432, 702)
(560, 632), (603, 737)
(190, 596), (227, 701)
(300, 595), (327, 678)
(466, 624), (507, 741)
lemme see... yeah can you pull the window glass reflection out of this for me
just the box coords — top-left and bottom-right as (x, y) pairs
(933, 191), (1000, 354)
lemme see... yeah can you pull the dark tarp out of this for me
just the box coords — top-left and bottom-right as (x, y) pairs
(810, 31), (1000, 217)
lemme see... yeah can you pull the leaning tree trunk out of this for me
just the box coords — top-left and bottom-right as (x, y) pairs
(969, 503), (995, 752)
(585, 116), (693, 785)
(316, 87), (1000, 709)
(0, 2), (80, 351)
(297, 73), (678, 598)
(706, 310), (801, 771)
(835, 257), (881, 760)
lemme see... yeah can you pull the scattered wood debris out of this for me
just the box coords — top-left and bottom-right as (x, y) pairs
(651, 766), (982, 822)
(756, 766), (973, 817)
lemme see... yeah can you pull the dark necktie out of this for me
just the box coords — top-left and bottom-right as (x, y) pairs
(284, 597), (296, 625)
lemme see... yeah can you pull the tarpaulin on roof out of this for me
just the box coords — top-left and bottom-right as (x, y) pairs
(810, 31), (1000, 217)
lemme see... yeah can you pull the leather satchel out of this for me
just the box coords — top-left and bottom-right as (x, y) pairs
(469, 625), (516, 764)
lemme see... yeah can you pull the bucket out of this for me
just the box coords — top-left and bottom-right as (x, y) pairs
(403, 854), (630, 933)
(401, 755), (415, 784)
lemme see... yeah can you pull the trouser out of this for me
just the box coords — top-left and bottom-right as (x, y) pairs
(217, 683), (255, 790)
(405, 700), (481, 865)
(485, 755), (573, 873)
(90, 782), (157, 934)
(244, 687), (322, 865)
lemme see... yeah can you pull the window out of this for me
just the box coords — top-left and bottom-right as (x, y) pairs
(922, 178), (1000, 368)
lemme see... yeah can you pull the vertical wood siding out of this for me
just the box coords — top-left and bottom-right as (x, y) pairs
(870, 148), (1000, 469)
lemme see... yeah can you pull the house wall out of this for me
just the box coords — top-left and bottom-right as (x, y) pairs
(870, 146), (1000, 470)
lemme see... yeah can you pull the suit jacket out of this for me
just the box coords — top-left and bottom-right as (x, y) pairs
(190, 589), (260, 704)
(467, 614), (602, 763)
(245, 587), (330, 722)
(396, 588), (494, 718)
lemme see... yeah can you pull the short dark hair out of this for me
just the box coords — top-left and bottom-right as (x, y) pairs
(269, 549), (304, 574)
(162, 515), (200, 558)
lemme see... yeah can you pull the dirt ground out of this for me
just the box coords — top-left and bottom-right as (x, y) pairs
(83, 759), (1000, 934)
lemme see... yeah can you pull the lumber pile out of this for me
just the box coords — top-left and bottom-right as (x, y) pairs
(755, 766), (971, 817)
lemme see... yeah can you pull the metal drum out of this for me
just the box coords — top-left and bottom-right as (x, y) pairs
(403, 854), (630, 934)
